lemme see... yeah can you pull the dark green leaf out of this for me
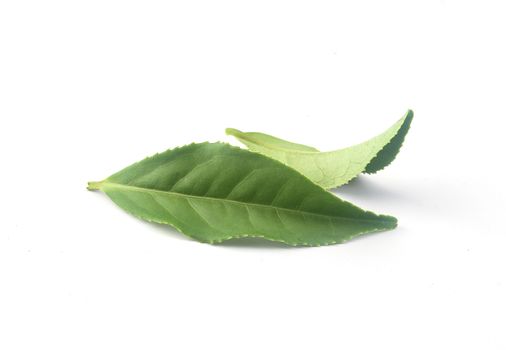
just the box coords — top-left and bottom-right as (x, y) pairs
(88, 143), (397, 246)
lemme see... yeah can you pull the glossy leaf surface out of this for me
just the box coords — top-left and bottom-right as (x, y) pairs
(88, 143), (397, 246)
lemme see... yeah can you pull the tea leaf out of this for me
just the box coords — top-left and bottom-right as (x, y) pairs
(226, 110), (413, 189)
(88, 143), (397, 246)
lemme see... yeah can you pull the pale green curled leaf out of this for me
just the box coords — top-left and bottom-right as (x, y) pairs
(88, 143), (397, 246)
(226, 110), (413, 189)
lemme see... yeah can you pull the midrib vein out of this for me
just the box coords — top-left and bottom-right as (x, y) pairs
(100, 182), (394, 225)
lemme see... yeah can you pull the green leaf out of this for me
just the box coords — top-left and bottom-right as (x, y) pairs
(226, 110), (413, 189)
(88, 143), (397, 246)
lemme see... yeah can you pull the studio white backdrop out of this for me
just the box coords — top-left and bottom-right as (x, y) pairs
(1, 1), (505, 349)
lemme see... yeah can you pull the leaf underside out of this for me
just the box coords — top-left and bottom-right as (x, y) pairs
(88, 143), (397, 246)
(226, 110), (413, 189)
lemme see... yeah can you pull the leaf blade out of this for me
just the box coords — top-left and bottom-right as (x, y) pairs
(89, 143), (397, 246)
(226, 110), (413, 188)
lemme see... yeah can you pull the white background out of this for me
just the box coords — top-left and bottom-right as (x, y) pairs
(1, 1), (505, 349)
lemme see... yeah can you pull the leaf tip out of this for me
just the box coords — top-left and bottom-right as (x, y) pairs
(405, 109), (414, 121)
(382, 215), (398, 229)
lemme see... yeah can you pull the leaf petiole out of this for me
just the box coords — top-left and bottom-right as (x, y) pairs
(87, 181), (104, 191)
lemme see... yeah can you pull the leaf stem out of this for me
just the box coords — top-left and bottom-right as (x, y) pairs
(87, 181), (104, 191)
(225, 128), (241, 136)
